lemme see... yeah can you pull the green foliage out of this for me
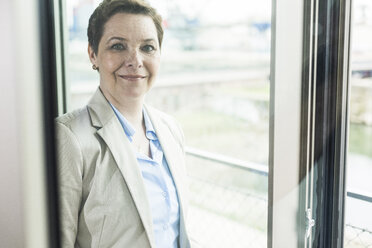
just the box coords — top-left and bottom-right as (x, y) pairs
(349, 124), (372, 158)
(175, 108), (269, 163)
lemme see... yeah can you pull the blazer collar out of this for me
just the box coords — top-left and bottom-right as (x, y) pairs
(86, 88), (114, 128)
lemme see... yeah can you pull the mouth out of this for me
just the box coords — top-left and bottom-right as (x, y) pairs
(118, 75), (147, 81)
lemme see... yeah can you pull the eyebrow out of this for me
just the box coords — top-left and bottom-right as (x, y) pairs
(107, 37), (126, 43)
(106, 37), (157, 43)
(143, 39), (156, 43)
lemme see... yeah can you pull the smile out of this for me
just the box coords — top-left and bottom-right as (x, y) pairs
(119, 75), (147, 81)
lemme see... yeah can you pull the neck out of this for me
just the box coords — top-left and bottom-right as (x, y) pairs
(116, 101), (144, 128)
(100, 87), (144, 127)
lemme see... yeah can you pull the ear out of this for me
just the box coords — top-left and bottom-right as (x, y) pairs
(88, 44), (97, 66)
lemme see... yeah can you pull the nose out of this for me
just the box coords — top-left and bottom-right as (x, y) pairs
(125, 50), (143, 68)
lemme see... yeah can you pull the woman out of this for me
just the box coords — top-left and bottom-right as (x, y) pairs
(56, 0), (193, 247)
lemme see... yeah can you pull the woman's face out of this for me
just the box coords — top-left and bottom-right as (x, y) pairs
(88, 13), (161, 103)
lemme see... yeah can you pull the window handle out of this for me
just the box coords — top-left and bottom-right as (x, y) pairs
(306, 208), (315, 238)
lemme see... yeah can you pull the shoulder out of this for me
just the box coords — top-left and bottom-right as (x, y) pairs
(55, 106), (98, 150)
(146, 105), (185, 145)
(147, 106), (176, 124)
(55, 107), (90, 130)
(146, 105), (182, 131)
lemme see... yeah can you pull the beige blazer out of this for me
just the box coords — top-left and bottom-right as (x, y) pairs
(56, 88), (191, 248)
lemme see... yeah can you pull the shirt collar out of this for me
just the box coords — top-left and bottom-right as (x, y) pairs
(143, 108), (157, 141)
(110, 103), (157, 141)
(110, 103), (135, 141)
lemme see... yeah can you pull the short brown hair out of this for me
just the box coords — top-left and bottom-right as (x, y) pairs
(87, 0), (163, 54)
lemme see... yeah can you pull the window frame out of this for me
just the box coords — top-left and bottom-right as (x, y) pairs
(268, 0), (304, 246)
(306, 0), (352, 246)
(39, 0), (62, 247)
(268, 0), (352, 247)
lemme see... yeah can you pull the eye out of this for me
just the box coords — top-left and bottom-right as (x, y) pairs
(141, 44), (156, 53)
(111, 43), (125, 50)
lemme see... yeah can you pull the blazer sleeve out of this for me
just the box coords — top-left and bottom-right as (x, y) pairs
(55, 121), (84, 248)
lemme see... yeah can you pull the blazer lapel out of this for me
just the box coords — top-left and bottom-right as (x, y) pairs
(145, 106), (189, 247)
(87, 89), (156, 247)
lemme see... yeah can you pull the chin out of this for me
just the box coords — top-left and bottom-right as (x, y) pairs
(125, 89), (149, 100)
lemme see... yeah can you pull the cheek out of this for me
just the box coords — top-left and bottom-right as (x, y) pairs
(99, 53), (123, 73)
(149, 57), (161, 76)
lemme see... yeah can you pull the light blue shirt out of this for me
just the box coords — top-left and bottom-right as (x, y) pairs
(111, 104), (180, 248)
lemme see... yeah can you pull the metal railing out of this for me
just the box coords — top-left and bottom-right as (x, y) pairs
(344, 224), (372, 248)
(185, 146), (372, 248)
(186, 146), (371, 202)
(187, 174), (267, 248)
(347, 189), (372, 203)
(185, 146), (268, 176)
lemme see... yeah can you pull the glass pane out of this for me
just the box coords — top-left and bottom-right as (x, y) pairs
(64, 0), (270, 247)
(344, 0), (372, 247)
(146, 0), (270, 162)
(146, 1), (271, 247)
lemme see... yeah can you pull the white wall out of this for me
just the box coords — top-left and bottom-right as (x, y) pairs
(0, 0), (49, 247)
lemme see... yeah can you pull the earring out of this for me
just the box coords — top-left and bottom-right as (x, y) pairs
(92, 64), (98, 70)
